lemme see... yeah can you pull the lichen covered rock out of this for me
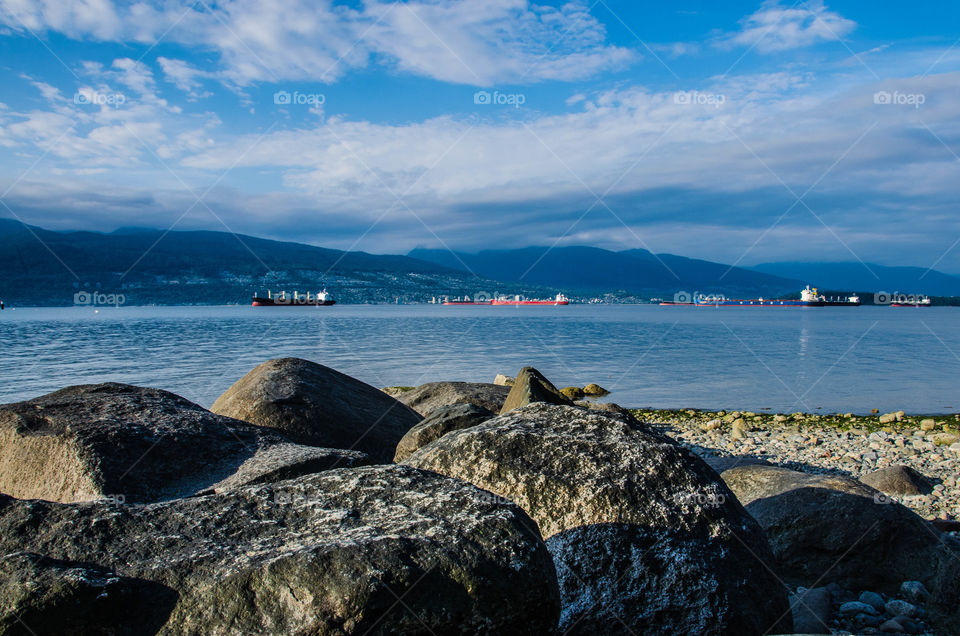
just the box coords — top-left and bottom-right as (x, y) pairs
(0, 465), (561, 635)
(393, 403), (493, 462)
(404, 403), (791, 634)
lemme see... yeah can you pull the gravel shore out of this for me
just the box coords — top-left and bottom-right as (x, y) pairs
(633, 408), (960, 525)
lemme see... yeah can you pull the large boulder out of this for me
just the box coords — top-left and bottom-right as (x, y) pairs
(403, 403), (792, 635)
(212, 358), (421, 463)
(199, 443), (369, 494)
(0, 383), (349, 504)
(393, 403), (493, 462)
(397, 381), (510, 416)
(720, 464), (960, 631)
(859, 465), (933, 496)
(0, 465), (561, 635)
(499, 367), (572, 414)
(0, 552), (176, 635)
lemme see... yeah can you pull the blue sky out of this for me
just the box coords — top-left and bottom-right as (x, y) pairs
(1, 1), (959, 272)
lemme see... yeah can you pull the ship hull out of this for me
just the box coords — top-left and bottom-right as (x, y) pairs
(252, 298), (336, 307)
(441, 301), (492, 305)
(490, 300), (569, 305)
(660, 300), (859, 307)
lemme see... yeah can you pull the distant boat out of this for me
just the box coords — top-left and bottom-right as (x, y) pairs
(252, 289), (335, 306)
(660, 286), (860, 307)
(890, 295), (931, 307)
(440, 294), (491, 305)
(441, 293), (570, 305)
(491, 293), (569, 306)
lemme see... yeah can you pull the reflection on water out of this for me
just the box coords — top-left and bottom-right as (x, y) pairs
(0, 304), (957, 414)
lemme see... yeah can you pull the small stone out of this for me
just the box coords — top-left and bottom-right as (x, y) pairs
(859, 590), (885, 612)
(879, 413), (898, 424)
(899, 581), (930, 603)
(839, 600), (878, 616)
(884, 599), (917, 618)
(702, 419), (722, 431)
(731, 419), (747, 440)
(581, 383), (609, 396)
(871, 408), (879, 414)
(880, 618), (906, 633)
(493, 374), (515, 386)
(858, 612), (883, 627)
(920, 419), (936, 431)
(559, 386), (586, 400)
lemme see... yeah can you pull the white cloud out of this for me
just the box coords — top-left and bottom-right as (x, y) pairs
(0, 0), (634, 87)
(365, 0), (635, 85)
(723, 1), (856, 53)
(157, 58), (216, 98)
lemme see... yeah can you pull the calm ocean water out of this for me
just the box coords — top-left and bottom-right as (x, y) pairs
(1, 304), (957, 414)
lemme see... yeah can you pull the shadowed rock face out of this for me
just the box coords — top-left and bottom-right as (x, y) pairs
(0, 465), (561, 636)
(721, 464), (879, 505)
(859, 464), (933, 496)
(499, 367), (571, 414)
(0, 382), (335, 504)
(403, 403), (792, 635)
(0, 552), (177, 636)
(720, 464), (960, 633)
(393, 403), (494, 462)
(199, 443), (370, 494)
(397, 381), (510, 416)
(212, 358), (422, 463)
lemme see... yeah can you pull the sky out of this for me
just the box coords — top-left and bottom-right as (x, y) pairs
(1, 1), (959, 272)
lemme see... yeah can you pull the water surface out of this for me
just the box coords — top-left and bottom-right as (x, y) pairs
(1, 304), (957, 414)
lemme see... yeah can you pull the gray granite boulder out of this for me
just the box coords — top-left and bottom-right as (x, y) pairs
(0, 382), (340, 504)
(859, 465), (933, 496)
(0, 465), (561, 635)
(212, 358), (421, 463)
(198, 443), (369, 494)
(499, 367), (572, 414)
(393, 403), (493, 462)
(404, 403), (792, 635)
(721, 464), (960, 633)
(0, 552), (175, 636)
(397, 381), (510, 416)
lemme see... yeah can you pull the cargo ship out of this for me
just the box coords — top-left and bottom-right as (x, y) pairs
(252, 289), (335, 306)
(491, 293), (569, 306)
(440, 293), (569, 305)
(660, 286), (859, 307)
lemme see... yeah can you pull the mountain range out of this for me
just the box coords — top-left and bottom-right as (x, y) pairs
(409, 247), (960, 298)
(2, 219), (959, 305)
(750, 262), (960, 297)
(0, 219), (531, 306)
